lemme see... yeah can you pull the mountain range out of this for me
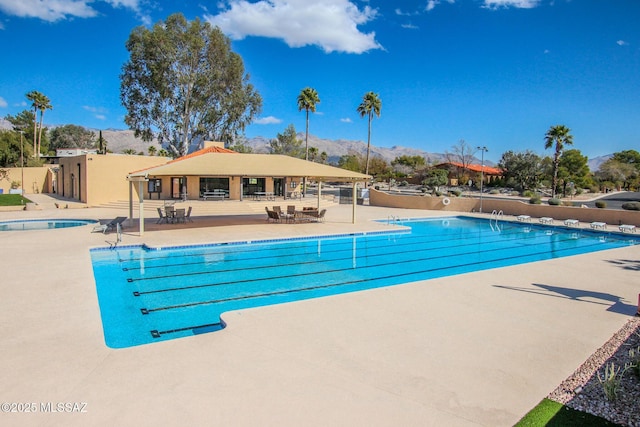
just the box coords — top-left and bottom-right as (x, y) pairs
(0, 118), (611, 170)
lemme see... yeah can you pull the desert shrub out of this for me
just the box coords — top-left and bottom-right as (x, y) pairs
(450, 189), (462, 197)
(589, 185), (600, 193)
(523, 190), (535, 198)
(433, 190), (443, 197)
(489, 189), (500, 195)
(548, 198), (561, 206)
(510, 191), (520, 196)
(529, 197), (541, 204)
(595, 201), (607, 209)
(622, 202), (640, 211)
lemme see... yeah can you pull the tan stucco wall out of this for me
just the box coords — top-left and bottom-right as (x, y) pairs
(369, 189), (640, 226)
(57, 154), (169, 206)
(0, 166), (50, 195)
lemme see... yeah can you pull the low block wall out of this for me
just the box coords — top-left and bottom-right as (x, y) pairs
(369, 189), (640, 226)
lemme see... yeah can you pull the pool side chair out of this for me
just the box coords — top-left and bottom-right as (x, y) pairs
(156, 207), (166, 224)
(93, 216), (127, 234)
(316, 209), (326, 222)
(174, 208), (186, 224)
(564, 219), (579, 227)
(539, 217), (553, 225)
(185, 206), (193, 222)
(619, 224), (636, 233)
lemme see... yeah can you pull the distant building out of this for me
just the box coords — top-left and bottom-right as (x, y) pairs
(433, 161), (503, 186)
(56, 148), (99, 157)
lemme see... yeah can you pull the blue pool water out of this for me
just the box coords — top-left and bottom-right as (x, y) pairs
(90, 216), (640, 348)
(0, 218), (97, 231)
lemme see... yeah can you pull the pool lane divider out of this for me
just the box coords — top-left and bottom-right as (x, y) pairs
(137, 238), (608, 315)
(128, 229), (602, 292)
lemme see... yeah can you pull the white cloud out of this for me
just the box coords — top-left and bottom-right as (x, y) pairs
(205, 0), (382, 54)
(426, 0), (455, 12)
(95, 114), (107, 120)
(482, 0), (540, 9)
(340, 117), (352, 123)
(616, 40), (629, 46)
(0, 96), (7, 108)
(401, 23), (418, 30)
(255, 116), (282, 125)
(0, 0), (144, 23)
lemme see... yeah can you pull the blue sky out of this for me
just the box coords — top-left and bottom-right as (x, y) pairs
(0, 0), (638, 162)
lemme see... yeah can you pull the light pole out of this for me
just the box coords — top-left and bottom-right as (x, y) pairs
(477, 146), (488, 213)
(19, 131), (24, 196)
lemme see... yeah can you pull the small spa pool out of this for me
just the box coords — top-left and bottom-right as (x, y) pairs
(0, 218), (97, 231)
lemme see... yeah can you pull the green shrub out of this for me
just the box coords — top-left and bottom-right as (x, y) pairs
(622, 202), (640, 211)
(450, 189), (462, 197)
(529, 197), (541, 204)
(510, 191), (520, 196)
(595, 201), (607, 209)
(433, 190), (443, 197)
(523, 190), (535, 198)
(548, 198), (561, 206)
(597, 362), (621, 402)
(489, 189), (500, 195)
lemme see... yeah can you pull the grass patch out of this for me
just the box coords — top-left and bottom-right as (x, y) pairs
(0, 194), (32, 206)
(516, 398), (619, 426)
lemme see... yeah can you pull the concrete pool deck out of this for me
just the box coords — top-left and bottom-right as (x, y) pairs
(1, 196), (639, 426)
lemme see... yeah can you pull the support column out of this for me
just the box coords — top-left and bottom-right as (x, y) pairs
(138, 181), (145, 236)
(129, 181), (134, 222)
(317, 181), (322, 209)
(352, 181), (357, 224)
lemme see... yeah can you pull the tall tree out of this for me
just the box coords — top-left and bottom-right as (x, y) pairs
(357, 91), (381, 176)
(557, 149), (591, 196)
(544, 124), (573, 198)
(297, 87), (320, 161)
(49, 125), (96, 151)
(269, 124), (303, 158)
(36, 94), (52, 158)
(26, 91), (51, 158)
(297, 87), (320, 197)
(498, 150), (543, 191)
(120, 13), (262, 157)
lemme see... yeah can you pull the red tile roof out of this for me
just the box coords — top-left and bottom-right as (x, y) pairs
(436, 161), (503, 175)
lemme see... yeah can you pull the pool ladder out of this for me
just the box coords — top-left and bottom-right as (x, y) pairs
(490, 210), (503, 232)
(109, 223), (123, 249)
(387, 215), (400, 226)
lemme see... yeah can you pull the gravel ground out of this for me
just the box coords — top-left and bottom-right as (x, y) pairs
(548, 317), (640, 426)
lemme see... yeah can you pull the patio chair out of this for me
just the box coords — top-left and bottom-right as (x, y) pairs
(156, 207), (167, 224)
(316, 209), (326, 222)
(287, 205), (296, 216)
(92, 216), (127, 234)
(174, 208), (186, 224)
(185, 206), (193, 222)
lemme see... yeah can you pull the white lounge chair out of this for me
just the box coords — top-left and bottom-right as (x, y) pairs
(564, 219), (579, 227)
(619, 224), (636, 233)
(590, 222), (606, 230)
(517, 215), (531, 222)
(539, 217), (553, 224)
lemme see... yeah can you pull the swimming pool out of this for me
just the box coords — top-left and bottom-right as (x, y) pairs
(0, 218), (97, 231)
(90, 216), (640, 348)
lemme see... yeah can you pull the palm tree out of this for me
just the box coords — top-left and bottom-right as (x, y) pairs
(26, 91), (42, 157)
(357, 91), (382, 176)
(297, 87), (320, 197)
(544, 124), (573, 198)
(36, 94), (52, 159)
(26, 91), (52, 159)
(297, 87), (320, 161)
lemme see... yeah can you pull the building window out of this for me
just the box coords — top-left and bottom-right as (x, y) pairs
(199, 177), (229, 197)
